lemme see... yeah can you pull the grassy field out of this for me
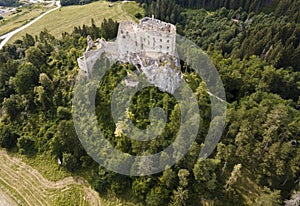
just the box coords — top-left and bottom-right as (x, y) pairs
(0, 3), (54, 36)
(0, 150), (100, 206)
(9, 1), (144, 43)
(0, 150), (140, 206)
(19, 152), (72, 181)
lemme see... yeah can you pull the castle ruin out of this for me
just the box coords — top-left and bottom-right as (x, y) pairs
(77, 16), (181, 94)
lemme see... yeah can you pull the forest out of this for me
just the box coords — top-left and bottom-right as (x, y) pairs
(0, 0), (19, 7)
(60, 0), (93, 6)
(136, 0), (300, 23)
(0, 0), (299, 205)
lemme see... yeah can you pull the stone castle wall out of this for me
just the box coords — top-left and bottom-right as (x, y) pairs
(117, 17), (176, 58)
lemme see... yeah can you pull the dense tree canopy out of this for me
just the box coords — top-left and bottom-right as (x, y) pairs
(0, 0), (18, 7)
(60, 0), (93, 6)
(0, 3), (299, 206)
(136, 0), (300, 22)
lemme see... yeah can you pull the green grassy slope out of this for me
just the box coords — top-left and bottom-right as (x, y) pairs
(9, 1), (144, 42)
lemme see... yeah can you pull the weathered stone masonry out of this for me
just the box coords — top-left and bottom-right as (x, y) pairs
(78, 17), (181, 94)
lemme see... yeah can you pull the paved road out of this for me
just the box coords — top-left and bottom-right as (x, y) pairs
(0, 0), (61, 50)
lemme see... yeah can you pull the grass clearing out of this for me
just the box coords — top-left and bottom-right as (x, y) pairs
(19, 152), (71, 181)
(9, 1), (144, 43)
(0, 4), (53, 36)
(0, 150), (140, 205)
(121, 1), (144, 20)
(0, 150), (101, 206)
(51, 185), (89, 206)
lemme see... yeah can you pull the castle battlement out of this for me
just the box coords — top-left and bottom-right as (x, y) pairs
(139, 17), (176, 33)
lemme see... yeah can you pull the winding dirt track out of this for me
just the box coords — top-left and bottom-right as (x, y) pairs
(0, 150), (101, 206)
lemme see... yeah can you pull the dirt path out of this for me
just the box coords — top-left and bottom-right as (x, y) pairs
(0, 150), (102, 206)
